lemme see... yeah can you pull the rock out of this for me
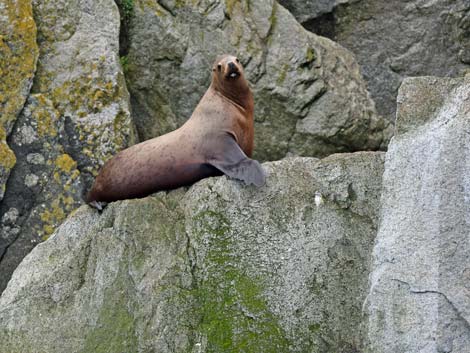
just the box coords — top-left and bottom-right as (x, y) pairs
(0, 0), (38, 200)
(0, 153), (385, 352)
(126, 0), (392, 161)
(278, 0), (355, 24)
(365, 76), (470, 352)
(0, 0), (136, 293)
(281, 0), (470, 122)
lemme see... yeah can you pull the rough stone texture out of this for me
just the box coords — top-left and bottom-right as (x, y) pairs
(0, 0), (38, 200)
(0, 153), (385, 352)
(126, 0), (392, 161)
(365, 77), (470, 352)
(278, 0), (355, 24)
(281, 0), (470, 122)
(0, 0), (136, 293)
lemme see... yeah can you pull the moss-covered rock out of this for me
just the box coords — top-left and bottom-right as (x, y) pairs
(0, 154), (385, 352)
(0, 0), (137, 293)
(0, 0), (39, 200)
(126, 0), (392, 161)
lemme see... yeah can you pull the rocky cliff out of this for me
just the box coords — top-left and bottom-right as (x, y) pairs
(1, 75), (469, 352)
(365, 77), (470, 352)
(279, 0), (470, 122)
(0, 0), (469, 352)
(0, 153), (385, 353)
(0, 0), (392, 293)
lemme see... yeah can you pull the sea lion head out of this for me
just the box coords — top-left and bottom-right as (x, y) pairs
(211, 54), (251, 107)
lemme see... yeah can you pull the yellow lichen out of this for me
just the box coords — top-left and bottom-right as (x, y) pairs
(0, 0), (38, 131)
(0, 141), (16, 169)
(39, 194), (79, 240)
(32, 106), (58, 137)
(55, 154), (77, 173)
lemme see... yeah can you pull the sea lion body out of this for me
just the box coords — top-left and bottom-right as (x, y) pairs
(87, 55), (264, 204)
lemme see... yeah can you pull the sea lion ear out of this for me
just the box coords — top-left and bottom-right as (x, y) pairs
(207, 134), (266, 187)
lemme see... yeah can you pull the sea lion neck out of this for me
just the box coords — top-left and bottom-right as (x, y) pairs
(210, 78), (253, 112)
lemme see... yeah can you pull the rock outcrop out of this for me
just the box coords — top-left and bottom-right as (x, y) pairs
(279, 0), (470, 122)
(0, 0), (38, 200)
(365, 76), (470, 352)
(0, 153), (385, 352)
(126, 0), (392, 161)
(0, 0), (136, 293)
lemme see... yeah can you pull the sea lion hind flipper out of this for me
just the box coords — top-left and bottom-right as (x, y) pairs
(89, 200), (107, 212)
(208, 136), (266, 187)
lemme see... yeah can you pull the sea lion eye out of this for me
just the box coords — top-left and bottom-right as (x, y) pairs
(217, 64), (222, 71)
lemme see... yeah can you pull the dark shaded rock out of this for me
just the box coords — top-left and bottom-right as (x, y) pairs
(280, 0), (470, 122)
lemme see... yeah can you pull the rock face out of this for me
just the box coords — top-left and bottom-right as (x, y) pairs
(365, 76), (470, 352)
(279, 0), (470, 122)
(0, 0), (136, 293)
(126, 0), (392, 161)
(0, 0), (38, 200)
(0, 153), (385, 353)
(279, 0), (355, 24)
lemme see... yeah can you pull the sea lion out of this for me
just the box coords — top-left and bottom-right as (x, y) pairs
(86, 54), (265, 207)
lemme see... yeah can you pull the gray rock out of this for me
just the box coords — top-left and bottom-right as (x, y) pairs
(281, 0), (470, 122)
(0, 0), (38, 200)
(0, 153), (385, 352)
(126, 0), (392, 161)
(278, 0), (356, 24)
(365, 76), (470, 352)
(0, 0), (136, 293)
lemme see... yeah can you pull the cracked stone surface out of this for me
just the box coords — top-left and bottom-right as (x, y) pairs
(0, 0), (38, 200)
(0, 0), (136, 294)
(365, 76), (470, 353)
(279, 0), (470, 122)
(0, 154), (385, 352)
(126, 0), (392, 161)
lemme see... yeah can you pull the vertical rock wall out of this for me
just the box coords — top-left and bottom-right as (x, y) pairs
(365, 76), (470, 352)
(0, 0), (136, 293)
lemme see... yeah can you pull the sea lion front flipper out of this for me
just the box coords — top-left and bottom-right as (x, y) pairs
(208, 134), (266, 187)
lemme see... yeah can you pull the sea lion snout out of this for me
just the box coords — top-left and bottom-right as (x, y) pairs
(226, 61), (240, 79)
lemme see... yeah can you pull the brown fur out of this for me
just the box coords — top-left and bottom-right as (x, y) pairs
(87, 54), (257, 203)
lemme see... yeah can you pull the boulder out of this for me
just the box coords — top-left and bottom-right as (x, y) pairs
(278, 0), (355, 24)
(0, 0), (38, 200)
(0, 0), (136, 293)
(365, 76), (470, 352)
(279, 0), (470, 122)
(126, 0), (392, 161)
(0, 153), (385, 352)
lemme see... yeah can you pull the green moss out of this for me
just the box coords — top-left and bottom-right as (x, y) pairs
(82, 278), (137, 353)
(277, 64), (289, 85)
(192, 210), (289, 352)
(175, 0), (185, 8)
(306, 47), (316, 63)
(225, 0), (237, 16)
(119, 55), (129, 74)
(268, 2), (278, 31)
(119, 0), (134, 25)
(309, 323), (321, 333)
